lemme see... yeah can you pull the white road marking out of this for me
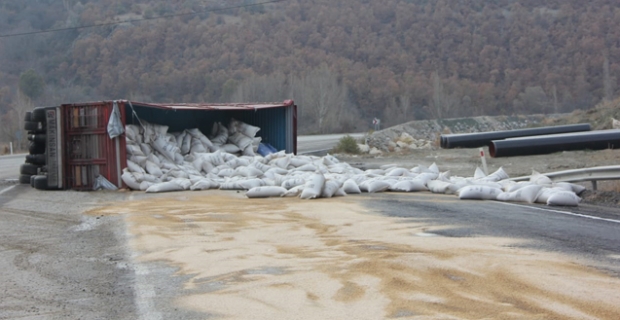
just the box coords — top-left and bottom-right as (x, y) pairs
(0, 185), (16, 195)
(496, 201), (620, 224)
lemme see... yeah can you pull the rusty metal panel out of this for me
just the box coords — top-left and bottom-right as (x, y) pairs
(62, 102), (126, 190)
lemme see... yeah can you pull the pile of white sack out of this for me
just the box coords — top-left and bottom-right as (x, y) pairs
(121, 120), (585, 206)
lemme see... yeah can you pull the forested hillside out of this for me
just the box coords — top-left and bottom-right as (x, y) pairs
(1, 0), (619, 139)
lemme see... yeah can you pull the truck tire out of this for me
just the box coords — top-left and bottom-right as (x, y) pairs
(25, 154), (46, 165)
(30, 175), (36, 187)
(29, 141), (45, 155)
(28, 133), (46, 144)
(24, 111), (33, 122)
(19, 174), (32, 184)
(32, 107), (47, 122)
(33, 175), (49, 190)
(24, 121), (42, 131)
(20, 163), (39, 175)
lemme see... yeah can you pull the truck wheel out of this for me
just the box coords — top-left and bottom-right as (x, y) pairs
(19, 174), (32, 184)
(20, 163), (39, 175)
(28, 133), (46, 144)
(29, 141), (45, 154)
(25, 154), (46, 165)
(33, 175), (49, 190)
(24, 111), (33, 122)
(32, 107), (47, 122)
(30, 175), (36, 187)
(24, 121), (42, 131)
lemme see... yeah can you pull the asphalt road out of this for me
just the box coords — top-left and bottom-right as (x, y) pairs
(366, 192), (620, 275)
(297, 133), (366, 154)
(0, 153), (26, 181)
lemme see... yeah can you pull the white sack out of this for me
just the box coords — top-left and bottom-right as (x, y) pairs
(238, 178), (266, 190)
(535, 187), (566, 204)
(191, 138), (207, 153)
(125, 125), (140, 142)
(221, 144), (241, 154)
(190, 179), (217, 191)
(473, 167), (487, 180)
(554, 182), (587, 195)
(126, 160), (145, 174)
(228, 132), (253, 150)
(390, 179), (428, 192)
(546, 191), (581, 207)
(283, 185), (304, 197)
(145, 160), (163, 177)
(482, 167), (509, 182)
(427, 180), (457, 194)
(186, 128), (215, 151)
(496, 185), (543, 203)
(130, 155), (147, 167)
(126, 144), (144, 157)
(145, 181), (184, 193)
(152, 136), (179, 162)
(181, 133), (192, 154)
(282, 178), (306, 190)
(211, 122), (228, 145)
(246, 186), (287, 198)
(457, 185), (502, 200)
(140, 143), (153, 157)
(530, 170), (553, 185)
(121, 170), (141, 190)
(139, 181), (155, 191)
(321, 180), (341, 198)
(300, 173), (326, 199)
(367, 180), (391, 193)
(343, 179), (361, 194)
(242, 145), (256, 157)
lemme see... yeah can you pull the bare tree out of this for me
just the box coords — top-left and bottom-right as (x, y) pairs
(512, 86), (549, 113)
(229, 72), (289, 103)
(429, 71), (459, 120)
(603, 54), (615, 102)
(294, 66), (349, 134)
(229, 67), (350, 134)
(1, 91), (32, 151)
(384, 94), (412, 127)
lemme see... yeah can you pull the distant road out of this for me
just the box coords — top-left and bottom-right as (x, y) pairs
(0, 153), (25, 181)
(297, 133), (366, 154)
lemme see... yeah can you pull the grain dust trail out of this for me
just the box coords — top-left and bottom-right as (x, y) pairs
(90, 191), (620, 319)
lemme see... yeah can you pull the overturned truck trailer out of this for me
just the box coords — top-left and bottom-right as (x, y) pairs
(27, 100), (297, 190)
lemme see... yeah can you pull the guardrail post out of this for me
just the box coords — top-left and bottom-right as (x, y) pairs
(592, 180), (598, 191)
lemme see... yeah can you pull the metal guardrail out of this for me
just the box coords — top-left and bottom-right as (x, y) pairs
(509, 165), (620, 191)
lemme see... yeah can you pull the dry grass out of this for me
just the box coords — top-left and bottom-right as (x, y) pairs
(607, 181), (620, 193)
(0, 144), (9, 155)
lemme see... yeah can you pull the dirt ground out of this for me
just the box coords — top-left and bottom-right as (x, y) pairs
(75, 146), (620, 319)
(337, 147), (620, 208)
(90, 191), (620, 319)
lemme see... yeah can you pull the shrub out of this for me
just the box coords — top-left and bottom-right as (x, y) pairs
(332, 135), (361, 154)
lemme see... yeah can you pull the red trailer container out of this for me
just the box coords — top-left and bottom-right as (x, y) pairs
(54, 100), (296, 191)
(61, 101), (127, 190)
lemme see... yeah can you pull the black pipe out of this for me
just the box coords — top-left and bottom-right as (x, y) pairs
(489, 129), (620, 157)
(440, 123), (591, 149)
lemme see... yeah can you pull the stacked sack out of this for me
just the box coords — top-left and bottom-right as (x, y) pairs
(121, 120), (585, 206)
(453, 169), (584, 206)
